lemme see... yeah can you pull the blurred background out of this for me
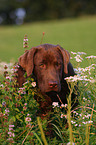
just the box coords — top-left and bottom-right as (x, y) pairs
(0, 0), (96, 25)
(0, 0), (96, 64)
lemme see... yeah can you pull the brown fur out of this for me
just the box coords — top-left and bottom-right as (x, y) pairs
(17, 44), (78, 115)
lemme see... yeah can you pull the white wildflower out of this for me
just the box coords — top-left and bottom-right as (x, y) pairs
(76, 112), (78, 115)
(87, 114), (91, 117)
(19, 87), (25, 90)
(8, 132), (15, 137)
(7, 138), (14, 141)
(5, 108), (10, 113)
(31, 82), (36, 87)
(74, 64), (96, 74)
(9, 128), (14, 131)
(25, 117), (31, 122)
(82, 120), (93, 124)
(82, 122), (86, 124)
(9, 125), (14, 128)
(79, 114), (82, 117)
(71, 120), (76, 124)
(61, 114), (64, 118)
(24, 103), (27, 106)
(61, 104), (65, 107)
(24, 39), (28, 41)
(78, 52), (86, 55)
(64, 104), (68, 107)
(61, 114), (67, 119)
(73, 111), (76, 114)
(61, 104), (68, 107)
(83, 97), (87, 101)
(89, 79), (95, 83)
(0, 62), (13, 74)
(52, 102), (59, 107)
(65, 74), (95, 83)
(86, 55), (96, 59)
(74, 55), (83, 62)
(75, 124), (78, 126)
(23, 81), (28, 85)
(18, 87), (26, 94)
(75, 57), (82, 62)
(87, 121), (93, 124)
(71, 51), (77, 55)
(85, 115), (89, 119)
(6, 76), (11, 80)
(0, 84), (4, 87)
(67, 142), (75, 145)
(65, 75), (82, 82)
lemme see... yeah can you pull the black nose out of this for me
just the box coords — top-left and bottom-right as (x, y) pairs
(48, 81), (58, 88)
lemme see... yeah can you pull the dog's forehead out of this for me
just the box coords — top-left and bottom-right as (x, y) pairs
(34, 47), (62, 64)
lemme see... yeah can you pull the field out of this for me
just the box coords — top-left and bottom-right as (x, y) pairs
(0, 16), (96, 64)
(0, 16), (96, 144)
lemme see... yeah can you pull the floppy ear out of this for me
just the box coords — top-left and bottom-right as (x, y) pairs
(57, 45), (70, 74)
(19, 48), (37, 76)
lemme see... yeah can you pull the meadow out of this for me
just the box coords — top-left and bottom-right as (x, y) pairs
(0, 16), (96, 64)
(0, 16), (96, 144)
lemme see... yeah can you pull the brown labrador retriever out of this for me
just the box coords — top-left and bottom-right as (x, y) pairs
(17, 44), (78, 113)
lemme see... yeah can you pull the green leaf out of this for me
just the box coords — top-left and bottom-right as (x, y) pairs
(16, 115), (23, 122)
(12, 116), (16, 122)
(15, 108), (20, 112)
(52, 123), (64, 143)
(32, 131), (43, 145)
(0, 104), (2, 107)
(37, 117), (48, 145)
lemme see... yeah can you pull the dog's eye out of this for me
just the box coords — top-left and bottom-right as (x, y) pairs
(39, 64), (46, 68)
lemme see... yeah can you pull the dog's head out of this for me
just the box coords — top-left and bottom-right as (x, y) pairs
(19, 44), (70, 93)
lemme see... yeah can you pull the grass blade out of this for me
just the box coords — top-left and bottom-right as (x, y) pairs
(32, 131), (43, 145)
(37, 117), (48, 145)
(52, 123), (64, 143)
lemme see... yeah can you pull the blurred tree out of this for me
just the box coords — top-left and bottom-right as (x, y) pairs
(0, 0), (96, 25)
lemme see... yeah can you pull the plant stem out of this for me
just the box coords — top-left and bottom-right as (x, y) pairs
(37, 117), (48, 145)
(85, 124), (89, 145)
(67, 86), (74, 145)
